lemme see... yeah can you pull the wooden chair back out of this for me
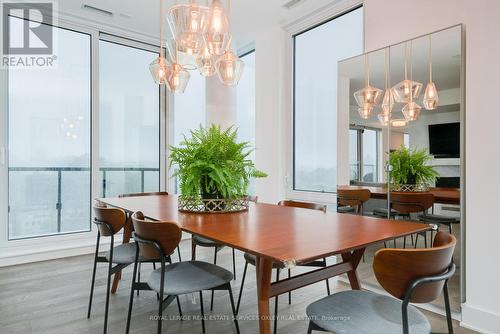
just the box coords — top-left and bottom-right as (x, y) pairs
(390, 192), (434, 214)
(131, 211), (182, 260)
(93, 205), (127, 236)
(119, 192), (169, 198)
(337, 188), (371, 213)
(278, 200), (327, 212)
(373, 231), (456, 303)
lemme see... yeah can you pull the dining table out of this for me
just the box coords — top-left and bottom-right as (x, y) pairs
(337, 185), (461, 205)
(99, 194), (430, 334)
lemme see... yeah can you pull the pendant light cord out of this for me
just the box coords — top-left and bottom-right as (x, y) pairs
(404, 42), (408, 81)
(409, 41), (413, 104)
(429, 34), (433, 82)
(159, 0), (164, 58)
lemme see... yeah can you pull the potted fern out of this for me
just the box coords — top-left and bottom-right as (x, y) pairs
(169, 124), (267, 212)
(389, 146), (438, 191)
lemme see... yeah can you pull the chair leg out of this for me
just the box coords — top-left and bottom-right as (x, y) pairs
(414, 234), (419, 248)
(227, 284), (241, 334)
(274, 269), (280, 334)
(411, 234), (414, 246)
(137, 262), (141, 296)
(126, 249), (139, 334)
(210, 248), (217, 311)
(87, 231), (100, 319)
(236, 261), (248, 314)
(403, 236), (407, 249)
(287, 269), (291, 304)
(444, 281), (454, 334)
(307, 321), (313, 334)
(157, 263), (166, 334)
(199, 291), (206, 333)
(177, 245), (182, 262)
(176, 296), (183, 319)
(424, 232), (428, 248)
(232, 248), (236, 280)
(448, 224), (452, 234)
(103, 235), (114, 334)
(191, 240), (196, 260)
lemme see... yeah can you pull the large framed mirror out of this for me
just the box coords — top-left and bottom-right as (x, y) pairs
(337, 24), (464, 314)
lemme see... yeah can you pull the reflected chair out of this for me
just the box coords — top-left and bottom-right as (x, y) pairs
(337, 188), (371, 215)
(87, 204), (142, 334)
(126, 212), (239, 334)
(192, 195), (258, 311)
(391, 192), (437, 248)
(236, 200), (328, 334)
(306, 231), (456, 334)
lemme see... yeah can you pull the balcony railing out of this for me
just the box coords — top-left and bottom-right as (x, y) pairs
(8, 166), (159, 237)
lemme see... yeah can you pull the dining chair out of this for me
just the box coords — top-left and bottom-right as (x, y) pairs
(306, 231), (456, 334)
(236, 200), (328, 334)
(126, 211), (239, 334)
(87, 204), (138, 334)
(391, 192), (437, 248)
(336, 188), (371, 215)
(192, 195), (258, 311)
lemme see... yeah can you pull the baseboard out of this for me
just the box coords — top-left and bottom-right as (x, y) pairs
(461, 303), (500, 334)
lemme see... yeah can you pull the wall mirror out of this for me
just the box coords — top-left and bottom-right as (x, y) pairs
(337, 24), (463, 313)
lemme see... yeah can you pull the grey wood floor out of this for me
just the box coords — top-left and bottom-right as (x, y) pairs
(0, 239), (476, 334)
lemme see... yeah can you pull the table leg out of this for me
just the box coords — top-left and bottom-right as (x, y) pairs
(340, 248), (365, 290)
(256, 256), (273, 334)
(111, 213), (133, 294)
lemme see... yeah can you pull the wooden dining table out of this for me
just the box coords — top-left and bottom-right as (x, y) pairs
(338, 185), (461, 205)
(99, 194), (430, 334)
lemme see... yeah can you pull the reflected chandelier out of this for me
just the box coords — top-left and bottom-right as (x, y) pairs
(149, 0), (244, 92)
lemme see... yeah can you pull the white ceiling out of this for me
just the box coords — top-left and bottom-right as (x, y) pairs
(58, 0), (339, 49)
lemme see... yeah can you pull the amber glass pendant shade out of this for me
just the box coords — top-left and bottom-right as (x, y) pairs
(358, 104), (374, 119)
(402, 101), (422, 121)
(168, 63), (190, 93)
(423, 81), (439, 110)
(381, 89), (394, 115)
(196, 43), (217, 76)
(391, 119), (408, 127)
(391, 79), (423, 103)
(149, 56), (171, 85)
(216, 50), (244, 86)
(377, 113), (390, 126)
(206, 0), (231, 56)
(168, 2), (209, 56)
(354, 86), (383, 108)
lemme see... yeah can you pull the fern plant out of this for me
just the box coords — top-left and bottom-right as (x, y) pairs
(389, 146), (438, 186)
(169, 124), (267, 199)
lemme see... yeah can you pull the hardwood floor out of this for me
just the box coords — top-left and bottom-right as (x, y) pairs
(0, 239), (476, 334)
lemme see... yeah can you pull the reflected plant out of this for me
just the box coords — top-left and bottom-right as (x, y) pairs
(389, 145), (438, 186)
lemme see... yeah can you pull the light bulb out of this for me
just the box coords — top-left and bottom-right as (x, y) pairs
(391, 79), (423, 103)
(402, 101), (422, 122)
(423, 81), (439, 110)
(167, 63), (190, 93)
(381, 89), (394, 115)
(196, 42), (216, 76)
(216, 50), (244, 86)
(358, 104), (374, 119)
(378, 113), (390, 126)
(149, 56), (171, 85)
(206, 0), (230, 56)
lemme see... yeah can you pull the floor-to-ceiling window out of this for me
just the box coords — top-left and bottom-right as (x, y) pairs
(99, 39), (161, 198)
(172, 71), (206, 192)
(7, 19), (92, 239)
(293, 6), (363, 193)
(349, 127), (381, 183)
(236, 50), (256, 193)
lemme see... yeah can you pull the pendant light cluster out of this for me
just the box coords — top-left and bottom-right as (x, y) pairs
(150, 0), (244, 93)
(353, 35), (439, 128)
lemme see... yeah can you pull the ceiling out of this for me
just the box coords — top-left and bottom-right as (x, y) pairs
(58, 0), (339, 49)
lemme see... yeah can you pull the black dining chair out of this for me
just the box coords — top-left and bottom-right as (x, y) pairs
(126, 211), (239, 334)
(306, 231), (456, 334)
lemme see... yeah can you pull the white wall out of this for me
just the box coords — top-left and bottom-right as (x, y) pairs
(364, 0), (500, 332)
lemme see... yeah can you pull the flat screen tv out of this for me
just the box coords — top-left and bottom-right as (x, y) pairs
(428, 122), (460, 158)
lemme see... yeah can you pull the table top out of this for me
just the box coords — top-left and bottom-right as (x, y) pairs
(337, 185), (460, 205)
(100, 195), (430, 266)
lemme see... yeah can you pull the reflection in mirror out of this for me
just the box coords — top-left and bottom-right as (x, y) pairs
(337, 24), (462, 313)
